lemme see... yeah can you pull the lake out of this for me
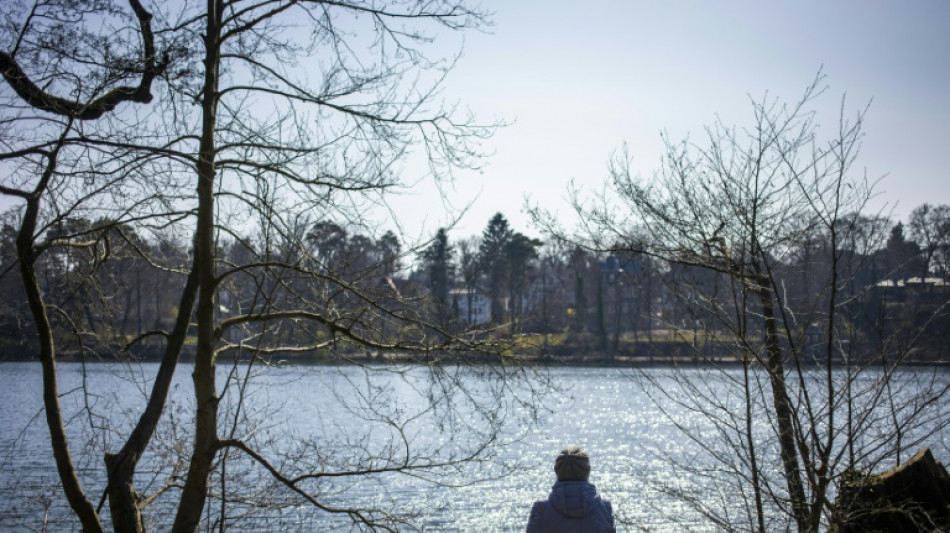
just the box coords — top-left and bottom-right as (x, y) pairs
(1, 361), (947, 532)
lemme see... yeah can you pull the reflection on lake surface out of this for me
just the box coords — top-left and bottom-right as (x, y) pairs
(1, 362), (947, 532)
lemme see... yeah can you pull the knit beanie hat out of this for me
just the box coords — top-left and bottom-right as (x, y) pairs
(554, 447), (590, 481)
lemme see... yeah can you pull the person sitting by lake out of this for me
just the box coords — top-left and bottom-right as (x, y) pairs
(526, 447), (615, 533)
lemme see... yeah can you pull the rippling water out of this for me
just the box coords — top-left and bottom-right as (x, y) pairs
(1, 362), (947, 532)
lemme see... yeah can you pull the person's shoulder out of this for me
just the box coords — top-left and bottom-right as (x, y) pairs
(599, 497), (615, 526)
(526, 498), (553, 533)
(530, 498), (551, 510)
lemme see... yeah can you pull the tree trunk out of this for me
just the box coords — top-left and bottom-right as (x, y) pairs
(752, 273), (809, 531)
(742, 354), (767, 533)
(173, 1), (222, 530)
(104, 453), (143, 533)
(106, 266), (199, 533)
(17, 160), (104, 533)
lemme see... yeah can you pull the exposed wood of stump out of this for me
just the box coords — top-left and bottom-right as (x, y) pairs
(833, 448), (950, 532)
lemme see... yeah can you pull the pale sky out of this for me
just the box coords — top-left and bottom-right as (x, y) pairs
(3, 2), (947, 245)
(386, 0), (950, 240)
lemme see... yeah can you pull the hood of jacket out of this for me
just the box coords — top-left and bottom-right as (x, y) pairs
(547, 480), (602, 518)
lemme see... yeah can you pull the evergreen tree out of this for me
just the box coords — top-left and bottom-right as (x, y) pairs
(377, 230), (402, 278)
(505, 232), (542, 330)
(421, 228), (454, 323)
(881, 222), (923, 283)
(479, 213), (513, 323)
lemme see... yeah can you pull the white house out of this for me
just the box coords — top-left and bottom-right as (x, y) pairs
(450, 288), (492, 325)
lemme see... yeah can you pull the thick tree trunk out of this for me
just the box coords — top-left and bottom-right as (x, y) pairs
(104, 454), (143, 533)
(17, 165), (104, 532)
(752, 274), (809, 532)
(172, 1), (222, 530)
(106, 266), (199, 533)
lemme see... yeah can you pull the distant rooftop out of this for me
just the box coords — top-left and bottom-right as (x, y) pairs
(875, 277), (948, 288)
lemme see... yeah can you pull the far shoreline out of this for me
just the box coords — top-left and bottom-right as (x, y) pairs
(1, 346), (948, 369)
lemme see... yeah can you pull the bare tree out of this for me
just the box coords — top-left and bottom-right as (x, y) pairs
(0, 2), (185, 531)
(169, 1), (513, 529)
(908, 203), (950, 280)
(535, 72), (950, 531)
(2, 1), (545, 531)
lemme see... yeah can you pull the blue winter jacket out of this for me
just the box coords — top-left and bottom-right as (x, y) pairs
(526, 480), (615, 533)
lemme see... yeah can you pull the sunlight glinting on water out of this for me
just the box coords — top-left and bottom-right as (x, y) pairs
(1, 362), (947, 532)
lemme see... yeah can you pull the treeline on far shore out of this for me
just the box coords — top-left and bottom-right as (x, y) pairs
(3, 329), (947, 367)
(3, 208), (950, 367)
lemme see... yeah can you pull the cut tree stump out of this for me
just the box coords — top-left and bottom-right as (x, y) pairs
(833, 447), (950, 532)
